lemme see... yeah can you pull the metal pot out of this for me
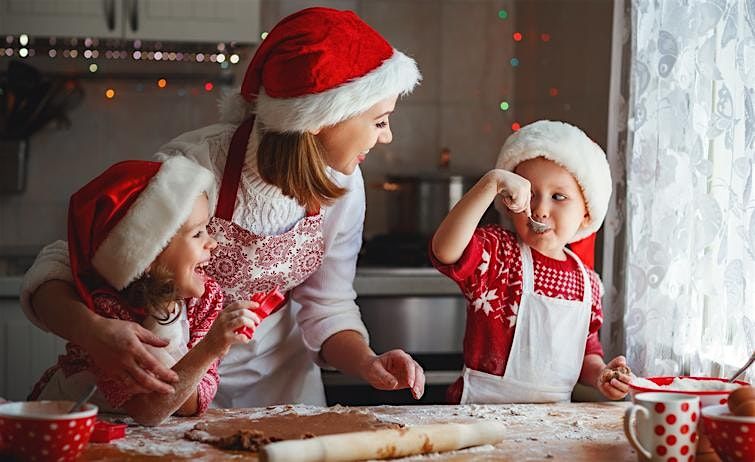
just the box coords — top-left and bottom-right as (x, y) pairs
(376, 174), (480, 236)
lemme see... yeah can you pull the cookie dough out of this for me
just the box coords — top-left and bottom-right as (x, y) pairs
(600, 365), (631, 383)
(184, 409), (402, 452)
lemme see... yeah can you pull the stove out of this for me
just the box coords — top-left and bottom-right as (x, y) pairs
(323, 268), (466, 405)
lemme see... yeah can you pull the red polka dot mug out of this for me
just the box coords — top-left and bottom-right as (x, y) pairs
(624, 392), (701, 462)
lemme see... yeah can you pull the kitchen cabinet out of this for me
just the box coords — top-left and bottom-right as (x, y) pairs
(0, 0), (260, 43)
(0, 294), (65, 401)
(327, 269), (464, 405)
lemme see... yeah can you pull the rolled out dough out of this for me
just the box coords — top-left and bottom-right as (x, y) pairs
(184, 409), (402, 452)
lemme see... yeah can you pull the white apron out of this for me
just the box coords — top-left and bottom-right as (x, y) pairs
(206, 118), (327, 407)
(142, 301), (190, 368)
(460, 242), (592, 404)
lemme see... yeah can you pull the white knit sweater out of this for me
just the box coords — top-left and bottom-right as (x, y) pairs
(21, 123), (369, 360)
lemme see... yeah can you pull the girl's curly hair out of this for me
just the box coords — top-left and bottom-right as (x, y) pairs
(123, 265), (180, 324)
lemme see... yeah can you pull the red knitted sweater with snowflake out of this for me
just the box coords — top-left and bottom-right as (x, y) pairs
(431, 225), (605, 403)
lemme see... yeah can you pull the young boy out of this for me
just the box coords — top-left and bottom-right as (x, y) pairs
(431, 120), (630, 404)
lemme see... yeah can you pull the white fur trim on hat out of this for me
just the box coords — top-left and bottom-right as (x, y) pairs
(218, 91), (254, 125)
(219, 50), (421, 131)
(496, 120), (612, 243)
(92, 156), (215, 290)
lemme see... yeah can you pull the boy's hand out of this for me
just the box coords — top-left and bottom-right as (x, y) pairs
(596, 355), (632, 400)
(204, 301), (261, 355)
(358, 349), (426, 400)
(487, 169), (531, 215)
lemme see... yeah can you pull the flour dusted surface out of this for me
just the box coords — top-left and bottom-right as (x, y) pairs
(84, 402), (635, 461)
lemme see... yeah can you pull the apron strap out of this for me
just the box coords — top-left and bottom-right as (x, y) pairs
(563, 247), (593, 307)
(216, 117), (256, 220)
(518, 241), (535, 294)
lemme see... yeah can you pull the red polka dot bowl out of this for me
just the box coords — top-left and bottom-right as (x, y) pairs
(702, 404), (755, 462)
(0, 400), (98, 462)
(629, 376), (750, 408)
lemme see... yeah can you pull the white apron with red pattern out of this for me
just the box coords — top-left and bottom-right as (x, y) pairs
(459, 242), (592, 404)
(206, 118), (327, 407)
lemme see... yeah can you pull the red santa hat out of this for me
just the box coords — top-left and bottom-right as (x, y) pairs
(68, 157), (215, 309)
(219, 7), (421, 132)
(496, 120), (612, 243)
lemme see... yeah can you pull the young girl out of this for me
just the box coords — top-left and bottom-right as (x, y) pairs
(431, 120), (631, 404)
(29, 157), (259, 425)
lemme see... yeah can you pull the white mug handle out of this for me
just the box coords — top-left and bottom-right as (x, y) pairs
(624, 405), (652, 459)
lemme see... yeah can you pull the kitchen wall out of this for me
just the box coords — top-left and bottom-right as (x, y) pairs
(0, 0), (611, 253)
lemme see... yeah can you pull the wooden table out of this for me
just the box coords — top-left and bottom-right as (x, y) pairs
(80, 402), (722, 461)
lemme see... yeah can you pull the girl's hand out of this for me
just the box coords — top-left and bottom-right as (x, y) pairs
(596, 355), (632, 400)
(204, 301), (261, 356)
(486, 169), (531, 215)
(359, 349), (425, 400)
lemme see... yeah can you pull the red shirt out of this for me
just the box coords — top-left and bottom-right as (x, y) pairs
(431, 226), (605, 403)
(30, 278), (224, 414)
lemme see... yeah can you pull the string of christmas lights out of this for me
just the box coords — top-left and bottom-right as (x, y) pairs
(1, 33), (268, 100)
(1, 35), (252, 65)
(497, 7), (559, 133)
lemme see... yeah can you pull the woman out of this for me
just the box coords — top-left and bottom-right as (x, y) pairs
(21, 7), (425, 406)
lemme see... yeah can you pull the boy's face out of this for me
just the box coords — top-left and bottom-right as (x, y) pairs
(508, 157), (589, 259)
(154, 194), (217, 299)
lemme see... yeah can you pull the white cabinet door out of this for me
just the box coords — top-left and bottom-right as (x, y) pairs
(123, 0), (260, 43)
(0, 0), (259, 43)
(0, 0), (124, 38)
(0, 298), (66, 402)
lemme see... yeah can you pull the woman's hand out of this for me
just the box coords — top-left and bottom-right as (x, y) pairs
(83, 317), (180, 395)
(359, 349), (425, 400)
(30, 280), (179, 394)
(203, 301), (261, 356)
(596, 355), (631, 400)
(485, 169), (531, 215)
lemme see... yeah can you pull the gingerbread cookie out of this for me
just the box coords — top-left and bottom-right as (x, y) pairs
(600, 365), (631, 383)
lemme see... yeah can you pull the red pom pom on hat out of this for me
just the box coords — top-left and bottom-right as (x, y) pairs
(220, 7), (421, 132)
(568, 232), (597, 270)
(68, 157), (214, 309)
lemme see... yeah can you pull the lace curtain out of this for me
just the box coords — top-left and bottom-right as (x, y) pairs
(602, 0), (755, 382)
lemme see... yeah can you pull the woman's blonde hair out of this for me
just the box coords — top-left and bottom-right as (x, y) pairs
(257, 131), (346, 213)
(123, 265), (179, 324)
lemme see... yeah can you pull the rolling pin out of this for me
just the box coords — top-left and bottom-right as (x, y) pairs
(260, 421), (506, 462)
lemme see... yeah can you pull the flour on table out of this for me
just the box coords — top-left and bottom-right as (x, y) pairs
(104, 403), (625, 460)
(371, 403), (617, 443)
(111, 416), (206, 457)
